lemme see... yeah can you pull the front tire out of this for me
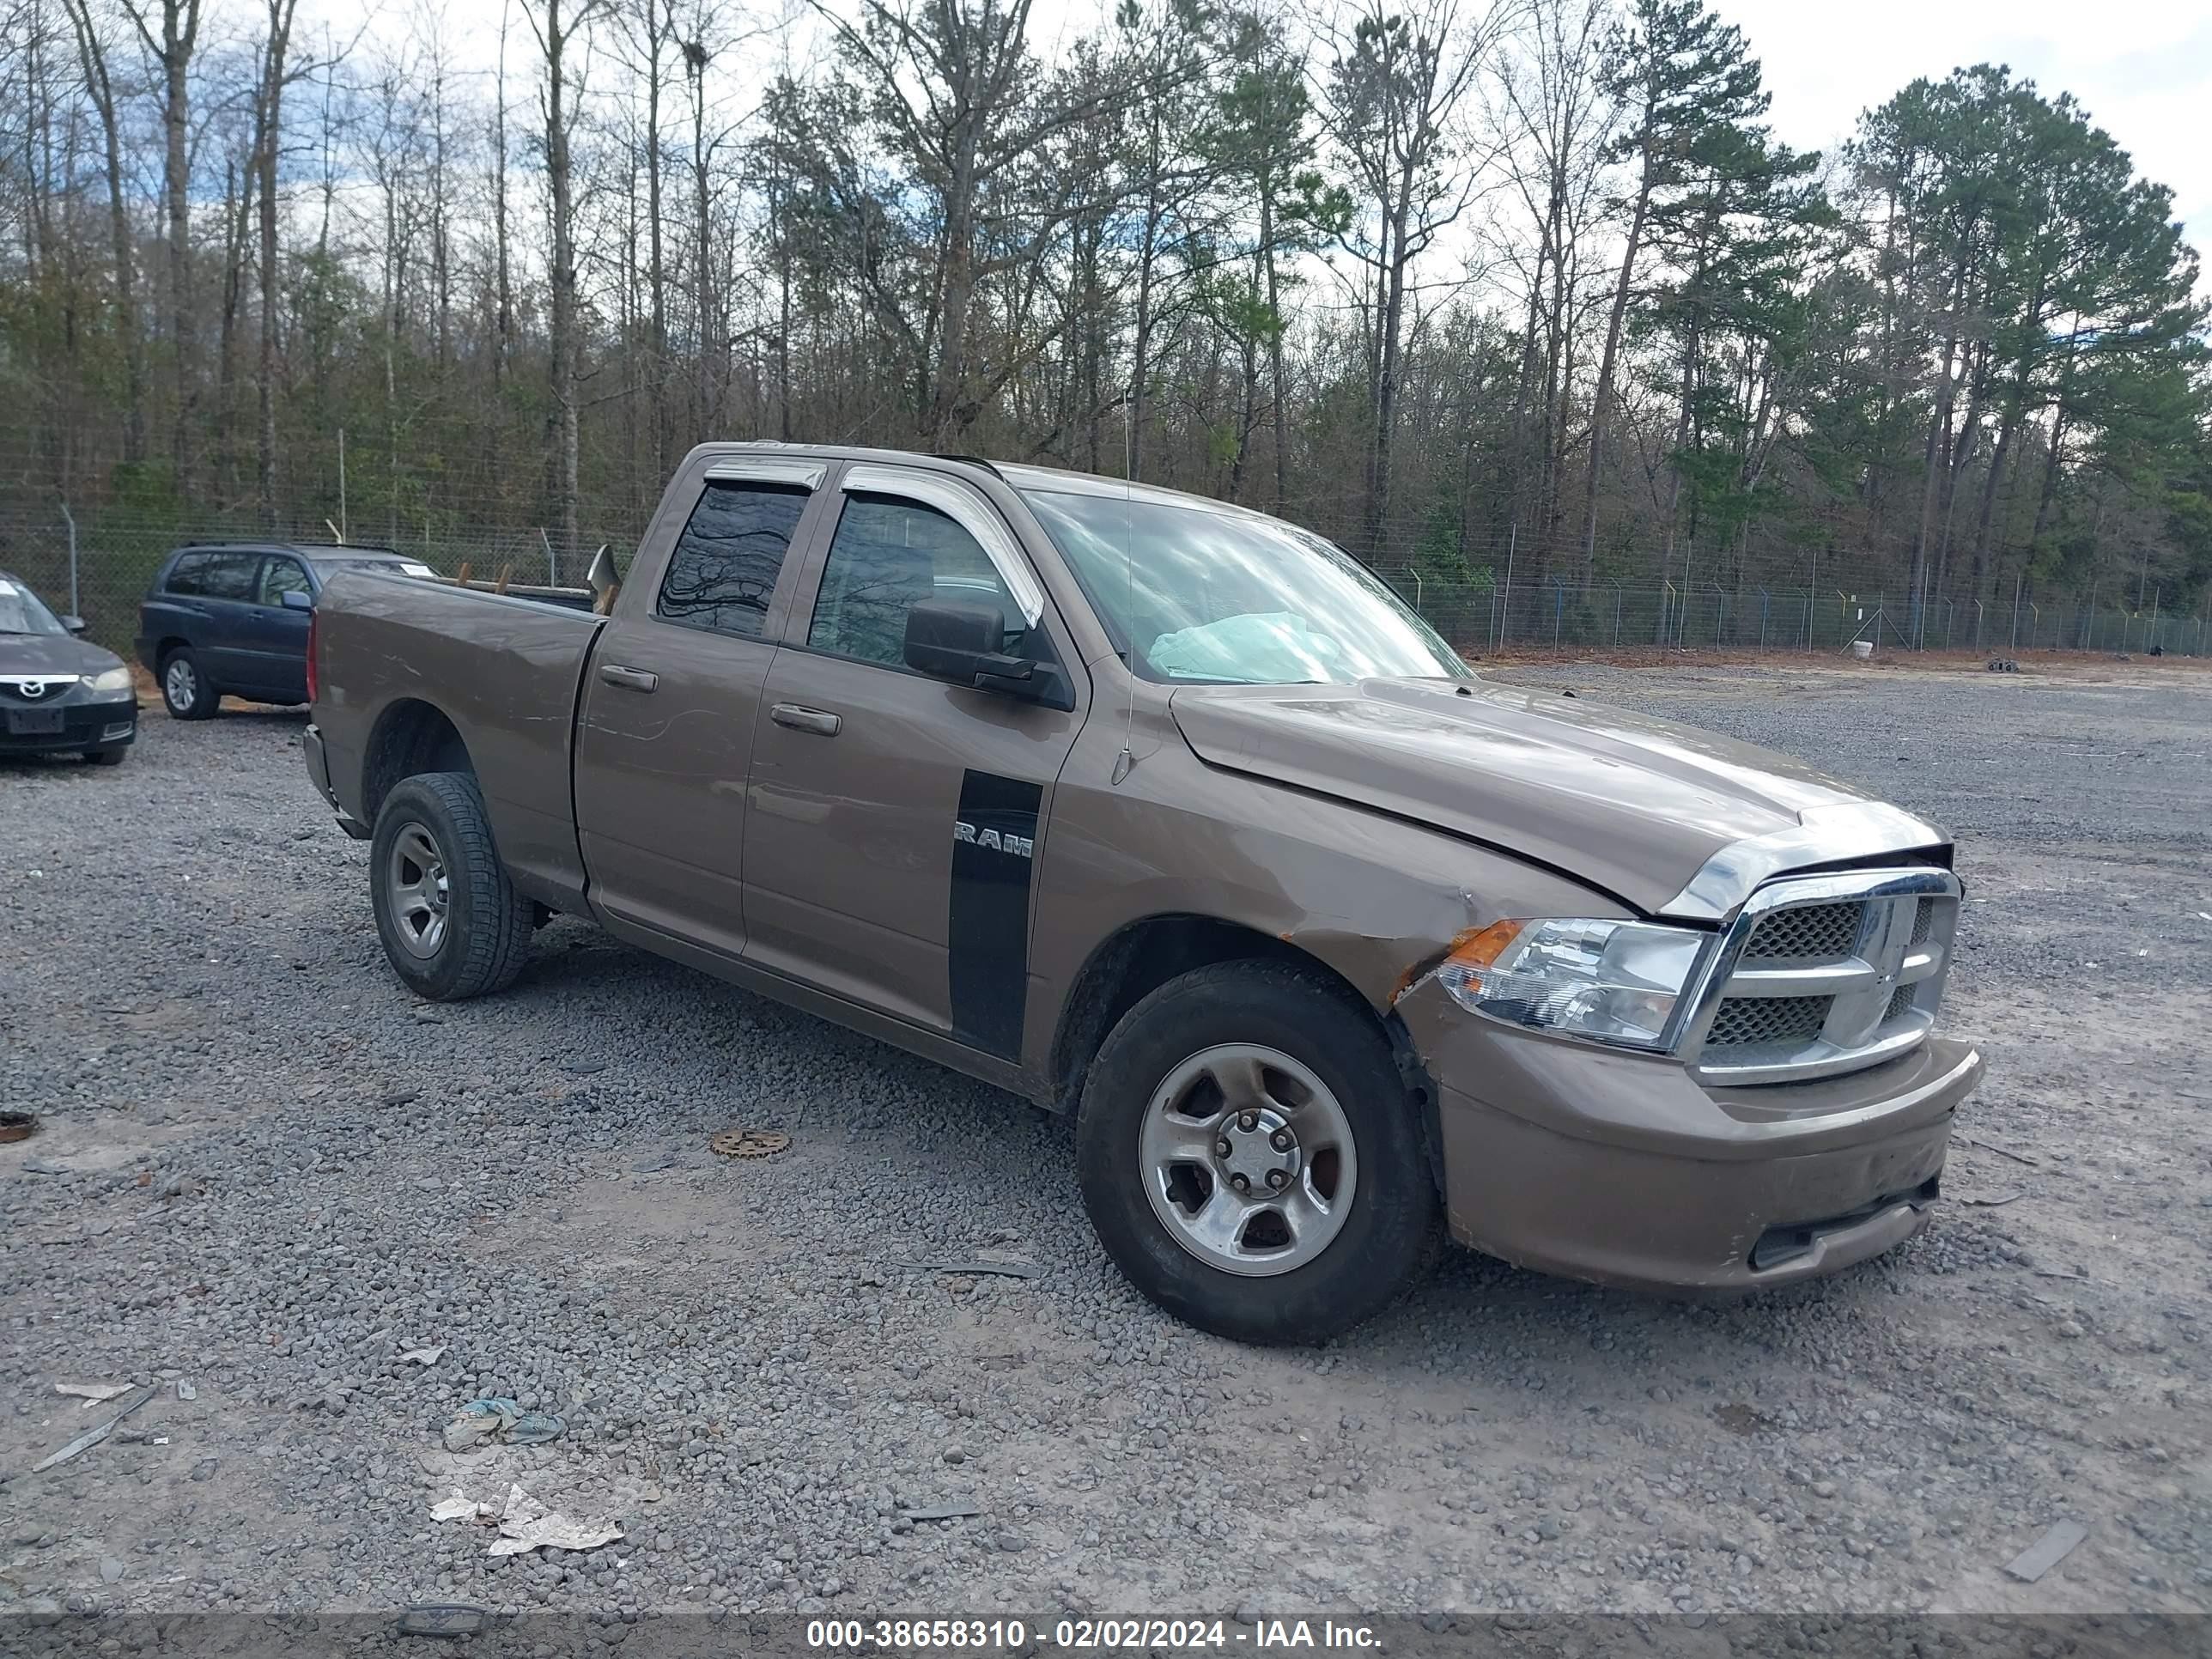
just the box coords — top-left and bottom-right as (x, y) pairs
(1076, 961), (1439, 1345)
(160, 647), (220, 719)
(369, 772), (533, 1000)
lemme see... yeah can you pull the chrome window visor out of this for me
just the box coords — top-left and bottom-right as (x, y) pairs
(704, 459), (827, 490)
(838, 464), (1046, 630)
(1659, 801), (1948, 922)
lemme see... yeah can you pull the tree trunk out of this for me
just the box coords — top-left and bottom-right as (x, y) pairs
(539, 0), (585, 552)
(255, 0), (298, 528)
(1579, 162), (1649, 563)
(62, 0), (146, 465)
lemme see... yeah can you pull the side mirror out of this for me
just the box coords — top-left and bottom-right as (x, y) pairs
(61, 614), (88, 634)
(281, 589), (313, 611)
(904, 600), (1072, 711)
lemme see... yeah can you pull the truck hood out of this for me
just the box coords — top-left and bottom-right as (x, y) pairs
(1168, 678), (1947, 920)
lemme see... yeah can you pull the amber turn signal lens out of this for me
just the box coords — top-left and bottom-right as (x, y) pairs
(1442, 918), (1528, 970)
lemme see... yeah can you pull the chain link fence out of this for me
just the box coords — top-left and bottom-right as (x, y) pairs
(3, 506), (2203, 663)
(1370, 571), (2210, 659)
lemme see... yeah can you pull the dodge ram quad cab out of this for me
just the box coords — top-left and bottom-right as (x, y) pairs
(307, 443), (1981, 1343)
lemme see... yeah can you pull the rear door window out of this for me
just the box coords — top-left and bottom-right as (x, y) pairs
(165, 552), (212, 595)
(654, 480), (811, 639)
(198, 554), (258, 603)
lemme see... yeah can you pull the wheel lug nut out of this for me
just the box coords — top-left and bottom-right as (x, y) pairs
(1270, 1131), (1291, 1152)
(1238, 1111), (1259, 1131)
(1215, 1139), (1232, 1158)
(1266, 1170), (1287, 1189)
(1231, 1173), (1250, 1193)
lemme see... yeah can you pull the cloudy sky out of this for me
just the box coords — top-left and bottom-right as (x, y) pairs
(1713, 0), (2211, 267)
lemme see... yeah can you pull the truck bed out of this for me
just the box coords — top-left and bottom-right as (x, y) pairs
(313, 569), (607, 908)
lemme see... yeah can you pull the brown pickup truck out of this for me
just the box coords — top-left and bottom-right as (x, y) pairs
(307, 443), (1980, 1342)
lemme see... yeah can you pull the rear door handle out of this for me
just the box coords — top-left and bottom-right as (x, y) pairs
(598, 663), (659, 692)
(770, 702), (841, 737)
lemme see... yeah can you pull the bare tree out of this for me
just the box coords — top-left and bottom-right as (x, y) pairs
(1490, 0), (1613, 564)
(617, 0), (675, 471)
(117, 0), (204, 485)
(59, 0), (147, 464)
(250, 0), (310, 524)
(521, 0), (612, 551)
(1322, 0), (1514, 551)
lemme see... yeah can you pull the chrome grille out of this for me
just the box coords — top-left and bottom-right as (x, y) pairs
(1707, 995), (1829, 1048)
(1688, 867), (1960, 1084)
(1743, 902), (1863, 962)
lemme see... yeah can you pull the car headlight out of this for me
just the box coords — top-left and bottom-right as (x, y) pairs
(1432, 917), (1710, 1051)
(84, 665), (133, 697)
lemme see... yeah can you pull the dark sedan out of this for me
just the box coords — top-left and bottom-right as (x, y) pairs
(0, 571), (137, 765)
(137, 542), (435, 719)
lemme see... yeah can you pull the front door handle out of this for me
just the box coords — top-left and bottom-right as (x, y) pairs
(599, 663), (659, 693)
(770, 702), (841, 737)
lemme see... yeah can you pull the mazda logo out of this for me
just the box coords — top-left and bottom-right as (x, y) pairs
(18, 679), (51, 700)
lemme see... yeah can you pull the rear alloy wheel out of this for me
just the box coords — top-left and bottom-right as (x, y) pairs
(369, 772), (534, 1000)
(1077, 960), (1439, 1345)
(160, 648), (219, 720)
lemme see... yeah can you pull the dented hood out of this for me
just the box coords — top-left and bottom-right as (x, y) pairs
(1168, 678), (1945, 918)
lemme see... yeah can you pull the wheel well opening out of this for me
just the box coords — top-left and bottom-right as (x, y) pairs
(155, 635), (191, 663)
(1049, 915), (1371, 1115)
(362, 700), (473, 824)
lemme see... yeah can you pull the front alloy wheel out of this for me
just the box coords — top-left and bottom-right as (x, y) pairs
(1076, 960), (1439, 1345)
(1140, 1043), (1358, 1277)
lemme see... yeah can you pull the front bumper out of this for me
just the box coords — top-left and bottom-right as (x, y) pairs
(0, 700), (137, 755)
(1396, 979), (1980, 1293)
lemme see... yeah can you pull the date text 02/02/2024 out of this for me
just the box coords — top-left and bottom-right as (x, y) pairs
(804, 1620), (1382, 1650)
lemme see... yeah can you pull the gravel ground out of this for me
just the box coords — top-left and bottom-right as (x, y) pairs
(2, 660), (2208, 1626)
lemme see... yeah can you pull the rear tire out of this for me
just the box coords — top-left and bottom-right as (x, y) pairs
(369, 772), (533, 1000)
(160, 648), (219, 720)
(83, 746), (128, 766)
(1076, 960), (1439, 1345)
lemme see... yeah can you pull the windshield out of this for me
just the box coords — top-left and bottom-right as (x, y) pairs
(0, 576), (66, 635)
(1022, 489), (1468, 684)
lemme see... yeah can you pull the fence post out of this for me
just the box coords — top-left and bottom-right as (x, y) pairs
(58, 501), (78, 617)
(2009, 576), (2021, 649)
(1497, 526), (1516, 650)
(1612, 582), (1623, 646)
(1802, 586), (1813, 650)
(1758, 586), (1770, 651)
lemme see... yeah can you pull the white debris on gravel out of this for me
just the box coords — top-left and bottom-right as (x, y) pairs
(1, 669), (2208, 1619)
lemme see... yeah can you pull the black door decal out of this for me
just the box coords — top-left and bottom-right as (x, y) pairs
(948, 770), (1042, 1059)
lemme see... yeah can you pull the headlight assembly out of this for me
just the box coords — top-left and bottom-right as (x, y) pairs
(1431, 917), (1710, 1051)
(84, 665), (133, 697)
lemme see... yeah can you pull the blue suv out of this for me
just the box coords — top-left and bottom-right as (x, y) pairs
(137, 543), (432, 718)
